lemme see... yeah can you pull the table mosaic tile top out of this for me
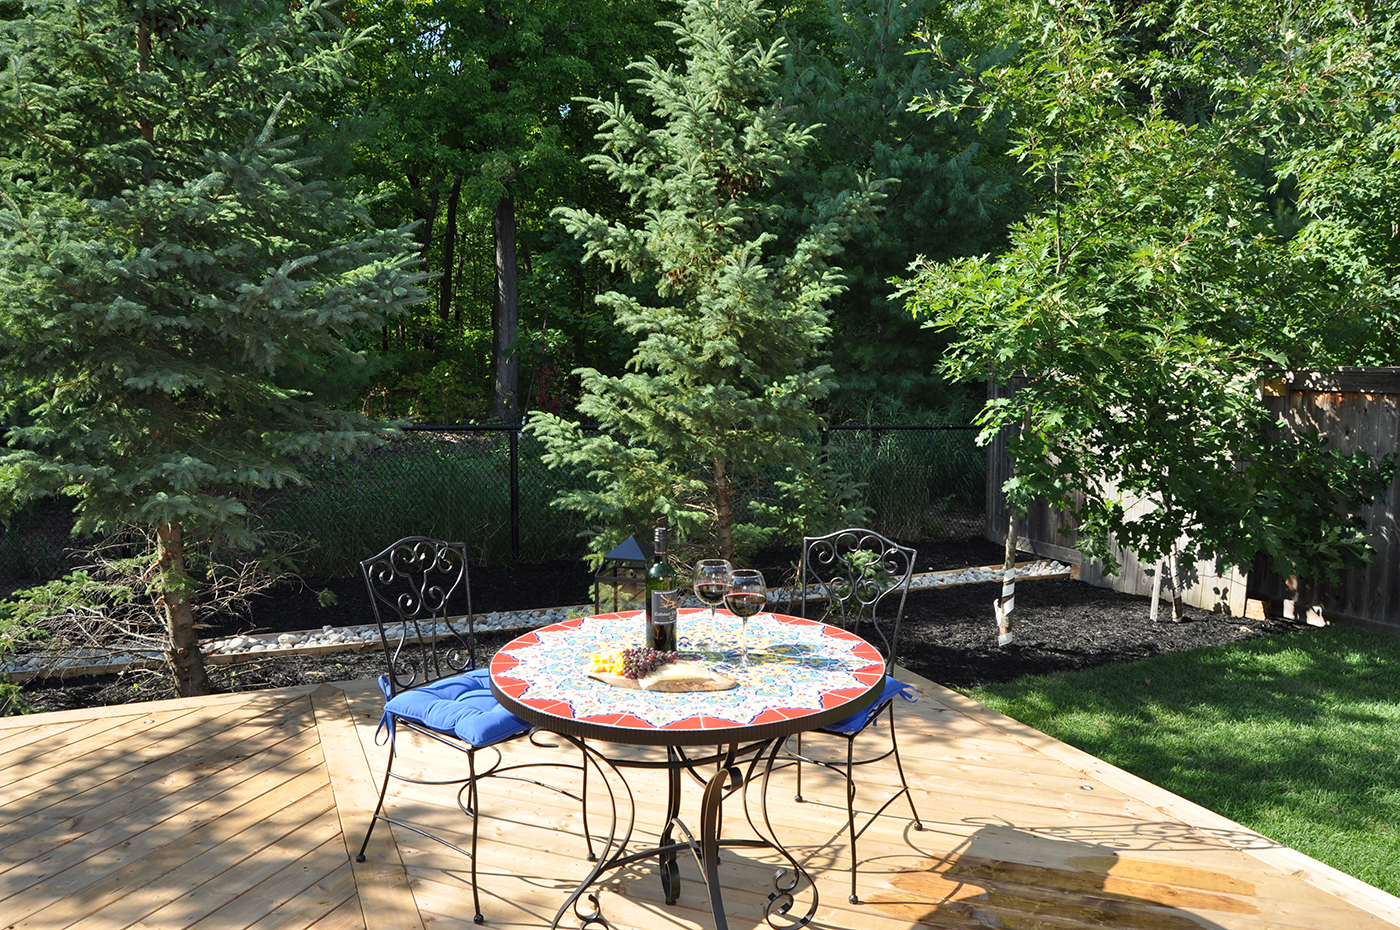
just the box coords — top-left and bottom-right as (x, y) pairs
(490, 609), (886, 737)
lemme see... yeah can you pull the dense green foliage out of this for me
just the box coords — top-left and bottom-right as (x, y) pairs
(331, 0), (1017, 425)
(780, 0), (1014, 417)
(341, 0), (678, 422)
(966, 626), (1400, 897)
(903, 0), (1399, 580)
(529, 0), (876, 562)
(0, 0), (425, 693)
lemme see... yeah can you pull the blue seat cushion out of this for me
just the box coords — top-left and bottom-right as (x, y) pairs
(820, 676), (917, 736)
(380, 668), (531, 747)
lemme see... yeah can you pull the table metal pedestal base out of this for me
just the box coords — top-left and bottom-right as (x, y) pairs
(555, 737), (818, 930)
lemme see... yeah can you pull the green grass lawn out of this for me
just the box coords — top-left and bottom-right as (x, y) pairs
(962, 625), (1400, 897)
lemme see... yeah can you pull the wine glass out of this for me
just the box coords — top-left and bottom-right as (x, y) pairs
(693, 559), (732, 624)
(724, 569), (766, 666)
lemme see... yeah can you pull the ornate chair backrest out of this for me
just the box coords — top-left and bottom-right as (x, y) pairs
(361, 537), (476, 697)
(799, 528), (916, 674)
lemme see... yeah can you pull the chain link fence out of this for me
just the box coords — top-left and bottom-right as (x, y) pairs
(821, 424), (984, 541)
(1, 424), (984, 585)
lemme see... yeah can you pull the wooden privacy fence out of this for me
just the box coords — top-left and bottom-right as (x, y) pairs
(987, 368), (1400, 634)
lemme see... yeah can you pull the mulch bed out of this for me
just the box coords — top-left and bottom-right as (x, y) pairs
(16, 537), (1302, 713)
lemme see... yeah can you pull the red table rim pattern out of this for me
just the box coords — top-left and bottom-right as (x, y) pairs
(489, 609), (887, 746)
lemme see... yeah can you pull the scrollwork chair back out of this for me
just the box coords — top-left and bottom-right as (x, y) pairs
(361, 536), (475, 696)
(799, 528), (915, 671)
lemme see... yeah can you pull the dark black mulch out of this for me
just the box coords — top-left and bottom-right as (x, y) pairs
(16, 536), (1303, 713)
(896, 577), (1297, 686)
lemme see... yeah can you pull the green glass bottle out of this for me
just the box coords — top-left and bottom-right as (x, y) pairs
(645, 527), (678, 652)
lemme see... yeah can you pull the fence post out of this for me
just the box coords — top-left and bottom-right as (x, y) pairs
(509, 428), (520, 562)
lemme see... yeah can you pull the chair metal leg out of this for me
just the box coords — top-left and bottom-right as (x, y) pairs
(844, 736), (859, 904)
(466, 750), (484, 924)
(887, 705), (923, 832)
(357, 729), (398, 863)
(793, 731), (805, 802)
(359, 727), (604, 927)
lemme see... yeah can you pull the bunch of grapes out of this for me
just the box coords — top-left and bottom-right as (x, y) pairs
(619, 647), (678, 679)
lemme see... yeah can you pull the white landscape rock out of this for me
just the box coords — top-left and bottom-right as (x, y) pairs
(2, 559), (1076, 678)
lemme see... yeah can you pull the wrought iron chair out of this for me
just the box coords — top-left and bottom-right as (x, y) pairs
(789, 527), (923, 904)
(354, 537), (593, 924)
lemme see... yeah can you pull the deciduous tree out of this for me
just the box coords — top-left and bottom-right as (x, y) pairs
(902, 0), (1397, 630)
(345, 0), (674, 422)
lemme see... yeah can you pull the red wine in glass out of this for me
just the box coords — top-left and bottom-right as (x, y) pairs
(724, 570), (766, 665)
(722, 591), (766, 617)
(693, 559), (732, 625)
(696, 582), (728, 606)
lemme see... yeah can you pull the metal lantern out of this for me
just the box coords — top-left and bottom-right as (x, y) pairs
(593, 535), (652, 613)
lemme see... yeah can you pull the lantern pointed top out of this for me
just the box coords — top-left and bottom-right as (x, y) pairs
(603, 534), (652, 564)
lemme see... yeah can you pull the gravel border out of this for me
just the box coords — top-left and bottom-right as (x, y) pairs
(3, 560), (1069, 682)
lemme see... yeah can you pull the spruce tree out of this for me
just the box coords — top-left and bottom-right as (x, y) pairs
(529, 0), (874, 561)
(0, 0), (425, 695)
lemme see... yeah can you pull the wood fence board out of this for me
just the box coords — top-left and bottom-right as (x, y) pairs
(992, 376), (1400, 631)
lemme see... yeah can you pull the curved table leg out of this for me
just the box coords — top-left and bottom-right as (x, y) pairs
(694, 750), (744, 930)
(551, 738), (814, 930)
(660, 746), (683, 905)
(551, 737), (634, 930)
(743, 737), (820, 928)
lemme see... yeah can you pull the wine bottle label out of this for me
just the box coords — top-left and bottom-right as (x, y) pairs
(650, 589), (678, 626)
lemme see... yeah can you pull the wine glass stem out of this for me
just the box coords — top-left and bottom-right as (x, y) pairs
(741, 619), (748, 667)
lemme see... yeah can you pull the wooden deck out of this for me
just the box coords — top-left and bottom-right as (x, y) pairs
(4, 668), (1399, 930)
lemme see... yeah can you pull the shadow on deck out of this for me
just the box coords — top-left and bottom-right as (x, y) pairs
(2, 669), (1397, 930)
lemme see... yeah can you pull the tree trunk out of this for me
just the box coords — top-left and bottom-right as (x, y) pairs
(996, 506), (1018, 646)
(406, 170), (442, 260)
(994, 408), (1030, 647)
(714, 454), (734, 562)
(1169, 546), (1184, 622)
(492, 192), (520, 421)
(156, 521), (212, 697)
(439, 171), (463, 321)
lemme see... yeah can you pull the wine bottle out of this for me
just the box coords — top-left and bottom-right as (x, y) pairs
(645, 527), (679, 652)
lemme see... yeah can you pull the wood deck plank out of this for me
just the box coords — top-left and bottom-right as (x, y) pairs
(0, 713), (323, 857)
(241, 861), (358, 930)
(0, 693), (311, 818)
(310, 683), (425, 930)
(0, 705), (203, 788)
(186, 832), (352, 930)
(4, 768), (332, 928)
(122, 810), (345, 930)
(0, 731), (327, 907)
(304, 897), (368, 930)
(17, 777), (336, 930)
(1, 673), (1397, 930)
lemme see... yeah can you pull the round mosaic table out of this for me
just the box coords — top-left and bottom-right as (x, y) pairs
(489, 608), (887, 930)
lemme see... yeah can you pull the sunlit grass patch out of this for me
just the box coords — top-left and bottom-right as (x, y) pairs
(964, 625), (1400, 895)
